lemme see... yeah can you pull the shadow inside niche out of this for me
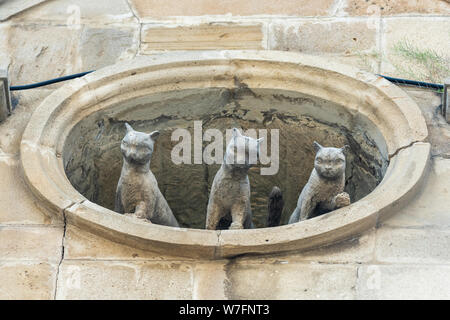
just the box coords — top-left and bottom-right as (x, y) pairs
(63, 88), (388, 229)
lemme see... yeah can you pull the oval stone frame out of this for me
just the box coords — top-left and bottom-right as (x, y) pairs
(20, 51), (430, 259)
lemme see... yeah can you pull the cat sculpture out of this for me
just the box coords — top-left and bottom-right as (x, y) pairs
(115, 123), (179, 227)
(288, 141), (351, 223)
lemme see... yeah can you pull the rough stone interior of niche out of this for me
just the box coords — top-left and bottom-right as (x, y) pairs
(63, 87), (388, 229)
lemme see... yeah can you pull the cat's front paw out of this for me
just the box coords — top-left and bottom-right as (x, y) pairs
(334, 192), (350, 208)
(124, 212), (152, 223)
(229, 222), (244, 230)
(135, 212), (148, 220)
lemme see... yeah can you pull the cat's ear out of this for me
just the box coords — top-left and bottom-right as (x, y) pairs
(313, 141), (323, 152)
(257, 137), (265, 144)
(149, 131), (160, 141)
(125, 123), (134, 133)
(341, 145), (350, 153)
(232, 128), (242, 137)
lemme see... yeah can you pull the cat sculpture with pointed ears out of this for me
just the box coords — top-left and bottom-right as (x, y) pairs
(205, 128), (264, 230)
(288, 141), (351, 223)
(115, 123), (179, 227)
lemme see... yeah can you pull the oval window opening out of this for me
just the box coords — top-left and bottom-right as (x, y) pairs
(21, 51), (428, 258)
(63, 88), (388, 229)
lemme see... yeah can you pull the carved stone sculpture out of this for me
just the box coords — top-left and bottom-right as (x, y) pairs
(288, 141), (350, 223)
(115, 123), (179, 227)
(205, 128), (264, 230)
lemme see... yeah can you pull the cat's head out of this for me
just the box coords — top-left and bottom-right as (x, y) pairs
(121, 123), (160, 165)
(224, 128), (264, 169)
(313, 141), (348, 180)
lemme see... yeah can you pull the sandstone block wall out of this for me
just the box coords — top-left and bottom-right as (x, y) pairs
(0, 0), (449, 300)
(1, 0), (449, 86)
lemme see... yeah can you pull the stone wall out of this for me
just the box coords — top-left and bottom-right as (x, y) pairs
(1, 0), (449, 86)
(0, 0), (449, 300)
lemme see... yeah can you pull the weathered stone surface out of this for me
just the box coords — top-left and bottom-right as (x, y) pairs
(0, 23), (10, 66)
(382, 157), (450, 228)
(0, 0), (48, 21)
(0, 226), (63, 261)
(269, 20), (377, 54)
(7, 24), (82, 86)
(0, 89), (51, 155)
(332, 53), (380, 74)
(0, 89), (62, 225)
(64, 225), (186, 261)
(7, 24), (138, 86)
(227, 262), (357, 299)
(232, 229), (377, 266)
(357, 265), (450, 299)
(3, 1), (139, 93)
(274, 229), (376, 264)
(80, 27), (139, 71)
(381, 18), (450, 82)
(12, 0), (135, 23)
(130, 0), (336, 19)
(0, 262), (57, 299)
(345, 0), (450, 16)
(0, 158), (57, 225)
(56, 261), (193, 299)
(20, 132), (86, 220)
(65, 200), (220, 259)
(375, 142), (431, 224)
(404, 89), (449, 159)
(141, 23), (264, 52)
(374, 227), (450, 264)
(193, 262), (228, 299)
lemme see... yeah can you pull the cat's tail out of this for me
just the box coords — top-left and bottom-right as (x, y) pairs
(267, 186), (284, 227)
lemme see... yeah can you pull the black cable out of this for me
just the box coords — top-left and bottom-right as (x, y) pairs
(7, 70), (444, 91)
(9, 70), (95, 91)
(377, 74), (444, 90)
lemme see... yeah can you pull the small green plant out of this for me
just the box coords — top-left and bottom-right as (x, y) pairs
(356, 50), (380, 74)
(390, 39), (450, 83)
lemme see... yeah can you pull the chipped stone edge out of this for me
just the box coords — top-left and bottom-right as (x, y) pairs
(19, 50), (430, 259)
(0, 0), (49, 22)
